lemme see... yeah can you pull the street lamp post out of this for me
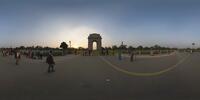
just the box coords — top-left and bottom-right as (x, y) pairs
(118, 41), (123, 60)
(69, 41), (71, 48)
(192, 43), (195, 53)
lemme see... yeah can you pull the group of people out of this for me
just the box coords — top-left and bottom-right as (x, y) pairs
(101, 48), (110, 56)
(17, 51), (55, 73)
(118, 50), (136, 62)
(1, 49), (22, 65)
(1, 48), (14, 56)
(1, 48), (136, 74)
(80, 48), (136, 62)
(23, 51), (43, 60)
(1, 49), (55, 73)
(81, 48), (114, 56)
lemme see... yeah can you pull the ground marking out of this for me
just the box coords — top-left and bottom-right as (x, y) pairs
(100, 54), (190, 77)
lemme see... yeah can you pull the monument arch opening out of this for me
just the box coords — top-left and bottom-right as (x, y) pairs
(92, 41), (97, 50)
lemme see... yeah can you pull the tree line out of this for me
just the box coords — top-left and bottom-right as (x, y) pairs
(1, 42), (200, 51)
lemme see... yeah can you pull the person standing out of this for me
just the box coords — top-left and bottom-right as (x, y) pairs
(46, 51), (55, 73)
(2, 50), (5, 56)
(15, 50), (21, 65)
(39, 51), (43, 60)
(130, 51), (134, 62)
(31, 52), (33, 59)
(106, 49), (109, 56)
(118, 50), (122, 60)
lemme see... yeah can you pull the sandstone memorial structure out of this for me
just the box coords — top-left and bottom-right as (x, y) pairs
(88, 33), (102, 50)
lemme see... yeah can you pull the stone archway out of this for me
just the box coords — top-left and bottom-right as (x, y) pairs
(88, 33), (102, 50)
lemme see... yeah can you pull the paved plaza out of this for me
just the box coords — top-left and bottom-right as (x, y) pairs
(0, 52), (200, 100)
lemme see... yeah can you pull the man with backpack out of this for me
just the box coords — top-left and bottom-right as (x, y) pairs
(46, 51), (55, 73)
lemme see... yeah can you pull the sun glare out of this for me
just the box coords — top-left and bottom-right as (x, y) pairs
(57, 26), (97, 48)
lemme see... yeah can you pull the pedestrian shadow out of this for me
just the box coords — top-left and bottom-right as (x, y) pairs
(43, 70), (56, 77)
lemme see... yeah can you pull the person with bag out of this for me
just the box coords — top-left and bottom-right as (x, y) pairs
(46, 51), (55, 73)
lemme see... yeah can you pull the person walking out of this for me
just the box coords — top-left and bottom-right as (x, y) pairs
(14, 50), (21, 65)
(46, 51), (55, 73)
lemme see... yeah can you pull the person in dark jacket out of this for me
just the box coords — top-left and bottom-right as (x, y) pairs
(46, 51), (55, 73)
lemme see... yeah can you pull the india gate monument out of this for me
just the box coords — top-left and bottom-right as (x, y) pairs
(88, 33), (102, 50)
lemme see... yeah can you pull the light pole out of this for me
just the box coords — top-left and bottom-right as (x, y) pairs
(192, 43), (195, 53)
(69, 41), (71, 48)
(118, 41), (123, 60)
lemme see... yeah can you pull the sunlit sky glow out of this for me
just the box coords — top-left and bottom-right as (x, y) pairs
(0, 0), (200, 48)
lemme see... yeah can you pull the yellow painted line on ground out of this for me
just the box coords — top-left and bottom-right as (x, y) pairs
(100, 54), (190, 77)
(124, 52), (176, 59)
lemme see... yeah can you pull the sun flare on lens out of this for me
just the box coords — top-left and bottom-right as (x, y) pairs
(57, 26), (97, 48)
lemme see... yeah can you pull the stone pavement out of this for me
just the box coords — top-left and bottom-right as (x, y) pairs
(0, 53), (200, 100)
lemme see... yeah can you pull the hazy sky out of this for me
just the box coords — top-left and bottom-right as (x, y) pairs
(0, 0), (200, 48)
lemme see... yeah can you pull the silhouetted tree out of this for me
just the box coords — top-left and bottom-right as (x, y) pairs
(60, 42), (68, 55)
(153, 45), (161, 50)
(143, 47), (150, 50)
(112, 45), (118, 50)
(107, 47), (112, 50)
(137, 46), (143, 50)
(120, 45), (127, 50)
(60, 42), (68, 49)
(19, 46), (25, 49)
(128, 46), (135, 50)
(78, 47), (84, 50)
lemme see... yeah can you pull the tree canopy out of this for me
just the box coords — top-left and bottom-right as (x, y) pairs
(60, 42), (68, 50)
